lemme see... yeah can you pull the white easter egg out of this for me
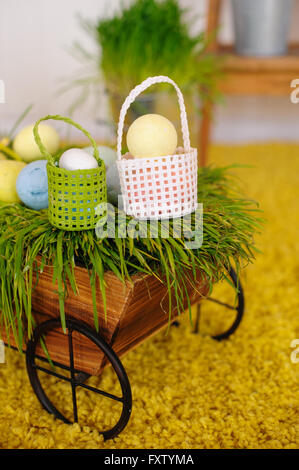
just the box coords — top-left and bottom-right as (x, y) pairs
(13, 124), (60, 162)
(126, 114), (177, 159)
(59, 148), (98, 171)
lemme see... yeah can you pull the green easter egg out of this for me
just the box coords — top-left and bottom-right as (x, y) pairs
(84, 145), (117, 170)
(85, 145), (120, 205)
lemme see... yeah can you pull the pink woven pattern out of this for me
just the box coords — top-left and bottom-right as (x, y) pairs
(117, 76), (197, 220)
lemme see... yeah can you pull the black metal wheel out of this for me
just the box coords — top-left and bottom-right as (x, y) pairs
(26, 317), (132, 440)
(193, 267), (245, 340)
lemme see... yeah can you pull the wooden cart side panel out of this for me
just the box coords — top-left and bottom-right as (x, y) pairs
(31, 265), (131, 342)
(111, 273), (210, 359)
(27, 314), (108, 374)
(1, 264), (209, 376)
(0, 265), (134, 375)
(31, 265), (135, 375)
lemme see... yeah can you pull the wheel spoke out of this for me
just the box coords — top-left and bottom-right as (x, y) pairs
(33, 364), (72, 382)
(206, 296), (237, 310)
(77, 381), (124, 403)
(33, 363), (124, 403)
(34, 353), (82, 374)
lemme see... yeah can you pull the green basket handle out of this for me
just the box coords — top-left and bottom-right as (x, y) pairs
(33, 115), (100, 166)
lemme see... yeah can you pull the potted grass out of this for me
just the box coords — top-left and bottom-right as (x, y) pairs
(69, 0), (220, 141)
(231, 0), (294, 57)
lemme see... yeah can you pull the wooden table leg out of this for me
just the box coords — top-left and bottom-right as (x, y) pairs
(198, 101), (213, 167)
(198, 0), (221, 166)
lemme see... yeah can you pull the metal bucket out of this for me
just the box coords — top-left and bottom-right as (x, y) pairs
(231, 0), (293, 57)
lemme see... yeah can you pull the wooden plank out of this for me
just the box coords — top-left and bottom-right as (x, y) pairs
(218, 43), (299, 72)
(213, 43), (299, 95)
(30, 263), (134, 375)
(31, 263), (130, 345)
(112, 271), (209, 359)
(219, 71), (296, 96)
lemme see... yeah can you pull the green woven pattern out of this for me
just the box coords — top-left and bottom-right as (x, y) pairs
(47, 164), (106, 231)
(33, 115), (107, 231)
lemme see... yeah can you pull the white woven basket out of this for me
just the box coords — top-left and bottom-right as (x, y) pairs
(116, 76), (198, 220)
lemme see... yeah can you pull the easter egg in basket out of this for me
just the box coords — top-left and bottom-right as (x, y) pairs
(125, 114), (182, 206)
(126, 114), (177, 159)
(16, 160), (48, 210)
(59, 148), (98, 171)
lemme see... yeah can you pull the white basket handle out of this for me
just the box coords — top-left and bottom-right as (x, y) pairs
(117, 75), (191, 160)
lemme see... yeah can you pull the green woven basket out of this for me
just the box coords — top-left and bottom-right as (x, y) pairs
(33, 115), (107, 231)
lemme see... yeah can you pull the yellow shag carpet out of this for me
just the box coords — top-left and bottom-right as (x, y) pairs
(0, 143), (298, 449)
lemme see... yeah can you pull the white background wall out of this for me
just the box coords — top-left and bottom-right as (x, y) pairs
(1, 0), (299, 144)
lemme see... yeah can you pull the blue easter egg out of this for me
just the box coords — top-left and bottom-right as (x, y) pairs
(16, 160), (48, 210)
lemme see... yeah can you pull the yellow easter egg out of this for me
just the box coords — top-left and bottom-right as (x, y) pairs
(0, 160), (26, 203)
(13, 124), (60, 162)
(126, 114), (177, 159)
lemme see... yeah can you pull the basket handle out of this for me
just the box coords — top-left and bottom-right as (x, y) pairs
(117, 75), (191, 160)
(33, 115), (100, 166)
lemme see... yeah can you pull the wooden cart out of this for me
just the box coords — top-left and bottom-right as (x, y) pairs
(2, 263), (244, 440)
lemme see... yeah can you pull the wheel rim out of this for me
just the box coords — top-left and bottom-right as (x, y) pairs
(26, 317), (132, 440)
(194, 267), (245, 340)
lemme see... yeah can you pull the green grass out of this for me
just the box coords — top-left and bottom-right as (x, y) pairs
(0, 165), (262, 351)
